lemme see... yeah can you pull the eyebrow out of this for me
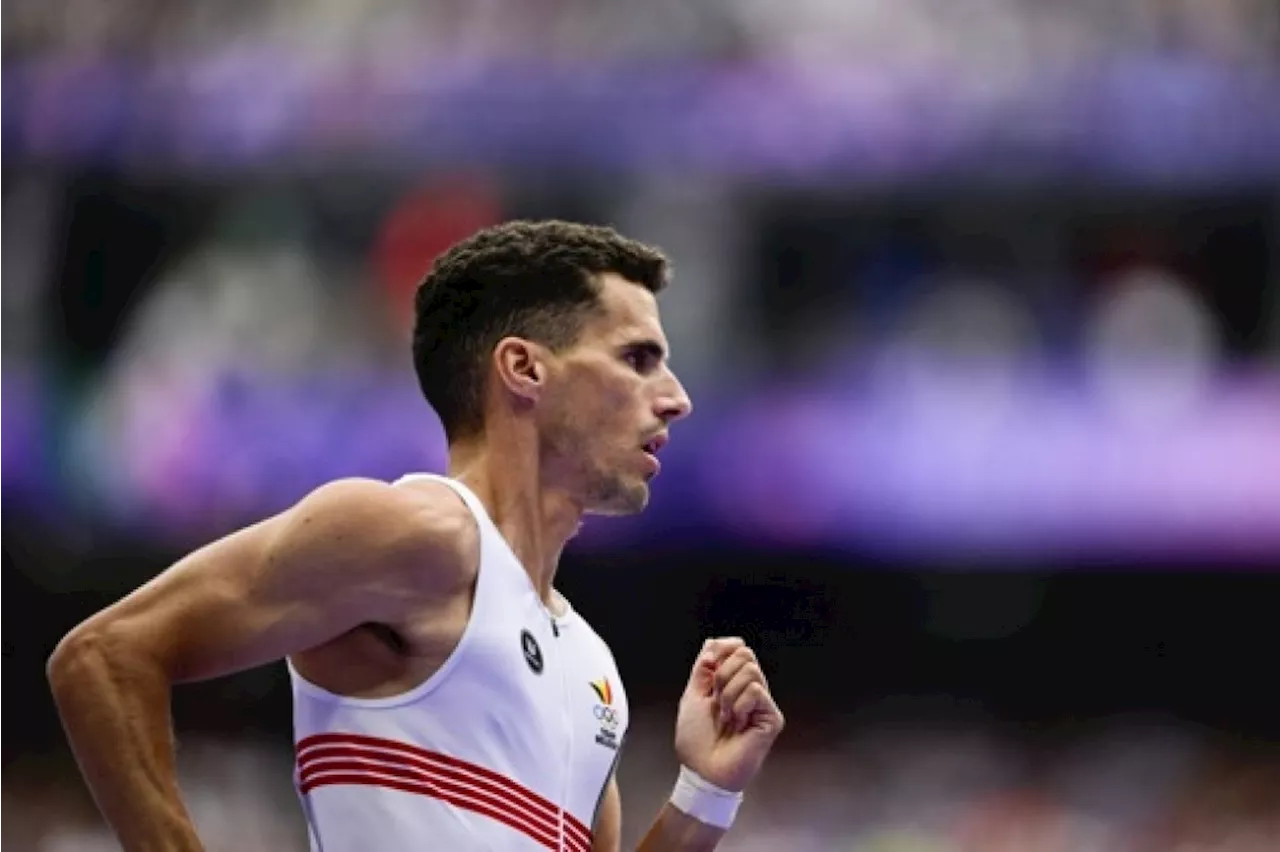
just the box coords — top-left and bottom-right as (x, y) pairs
(626, 338), (670, 362)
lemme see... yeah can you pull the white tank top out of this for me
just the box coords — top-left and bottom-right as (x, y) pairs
(287, 474), (629, 852)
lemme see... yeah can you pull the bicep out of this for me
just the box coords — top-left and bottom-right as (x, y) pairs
(592, 777), (622, 852)
(70, 478), (469, 683)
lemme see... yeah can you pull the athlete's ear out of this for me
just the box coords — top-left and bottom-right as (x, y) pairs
(493, 337), (549, 404)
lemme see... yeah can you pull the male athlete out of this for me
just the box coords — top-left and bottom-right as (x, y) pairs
(49, 220), (785, 851)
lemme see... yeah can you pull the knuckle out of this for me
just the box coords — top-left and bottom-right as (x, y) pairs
(708, 638), (740, 659)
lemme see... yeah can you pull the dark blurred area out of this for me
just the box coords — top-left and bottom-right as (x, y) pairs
(4, 1), (1280, 849)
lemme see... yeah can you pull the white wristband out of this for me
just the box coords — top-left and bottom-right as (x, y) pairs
(669, 765), (744, 830)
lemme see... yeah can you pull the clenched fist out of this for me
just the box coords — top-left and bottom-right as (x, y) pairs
(673, 637), (785, 792)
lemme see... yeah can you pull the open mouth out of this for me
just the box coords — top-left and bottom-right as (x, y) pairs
(642, 434), (668, 456)
(640, 434), (667, 475)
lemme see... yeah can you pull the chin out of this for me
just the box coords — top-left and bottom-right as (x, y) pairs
(586, 479), (650, 517)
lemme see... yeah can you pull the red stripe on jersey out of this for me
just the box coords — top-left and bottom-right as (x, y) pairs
(296, 733), (592, 851)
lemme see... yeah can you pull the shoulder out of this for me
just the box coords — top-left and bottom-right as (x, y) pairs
(283, 477), (479, 590)
(304, 475), (471, 522)
(289, 477), (475, 545)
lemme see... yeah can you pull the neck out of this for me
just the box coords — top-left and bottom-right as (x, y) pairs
(445, 431), (584, 609)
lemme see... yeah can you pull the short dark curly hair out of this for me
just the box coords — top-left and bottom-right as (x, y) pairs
(412, 219), (670, 442)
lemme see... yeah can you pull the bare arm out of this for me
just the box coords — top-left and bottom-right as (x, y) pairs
(593, 777), (624, 852)
(593, 779), (725, 852)
(46, 478), (473, 852)
(635, 805), (727, 852)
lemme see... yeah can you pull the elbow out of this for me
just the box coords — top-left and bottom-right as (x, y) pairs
(48, 622), (148, 702)
(48, 620), (172, 702)
(47, 625), (104, 700)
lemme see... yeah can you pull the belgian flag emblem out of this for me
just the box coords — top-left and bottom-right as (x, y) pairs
(589, 678), (613, 706)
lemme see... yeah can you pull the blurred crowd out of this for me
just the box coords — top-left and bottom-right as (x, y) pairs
(7, 711), (1279, 851)
(4, 174), (1276, 551)
(5, 0), (1278, 70)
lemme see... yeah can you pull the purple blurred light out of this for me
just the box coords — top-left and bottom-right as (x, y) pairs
(6, 366), (1278, 561)
(4, 58), (1278, 180)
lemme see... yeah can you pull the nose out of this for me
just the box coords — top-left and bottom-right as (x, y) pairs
(656, 373), (693, 424)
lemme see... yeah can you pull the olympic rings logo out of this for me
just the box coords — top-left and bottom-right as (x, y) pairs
(594, 706), (619, 726)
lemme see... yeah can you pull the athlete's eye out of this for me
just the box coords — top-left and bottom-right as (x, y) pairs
(621, 342), (664, 374)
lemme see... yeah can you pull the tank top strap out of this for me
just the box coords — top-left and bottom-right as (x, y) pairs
(392, 472), (530, 591)
(393, 472), (489, 523)
(392, 473), (575, 626)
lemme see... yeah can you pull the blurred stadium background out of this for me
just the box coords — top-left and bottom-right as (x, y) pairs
(4, 1), (1280, 849)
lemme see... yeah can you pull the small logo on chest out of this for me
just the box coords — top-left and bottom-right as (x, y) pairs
(520, 629), (543, 674)
(589, 678), (620, 750)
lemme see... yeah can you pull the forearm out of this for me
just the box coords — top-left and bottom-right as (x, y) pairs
(48, 633), (203, 852)
(635, 802), (727, 852)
